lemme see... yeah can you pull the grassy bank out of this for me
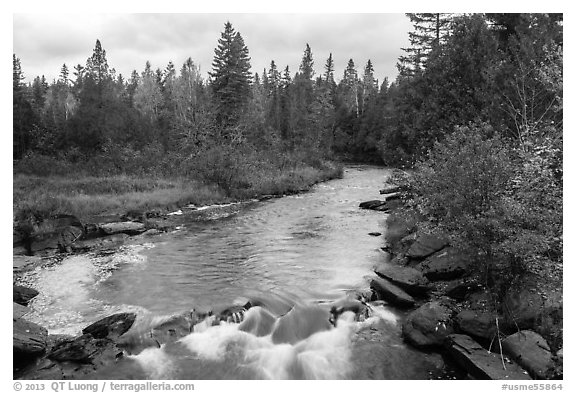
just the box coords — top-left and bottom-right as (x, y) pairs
(13, 160), (343, 224)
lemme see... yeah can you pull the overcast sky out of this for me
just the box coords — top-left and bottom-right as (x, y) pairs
(13, 13), (412, 85)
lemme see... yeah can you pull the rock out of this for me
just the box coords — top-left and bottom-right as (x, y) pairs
(370, 277), (415, 308)
(70, 234), (130, 253)
(382, 192), (401, 201)
(359, 200), (387, 210)
(14, 285), (39, 306)
(402, 301), (455, 348)
(82, 313), (136, 339)
(383, 211), (422, 250)
(500, 274), (563, 338)
(445, 279), (483, 300)
(368, 232), (382, 237)
(13, 255), (47, 274)
(99, 222), (146, 236)
(417, 248), (471, 281)
(271, 305), (332, 345)
(375, 264), (429, 295)
(239, 306), (277, 336)
(557, 348), (563, 362)
(14, 303), (31, 320)
(379, 184), (401, 194)
(328, 298), (370, 324)
(29, 214), (84, 253)
(47, 334), (121, 364)
(13, 246), (29, 256)
(455, 310), (497, 340)
(444, 334), (531, 380)
(502, 331), (554, 379)
(14, 317), (48, 360)
(406, 233), (449, 260)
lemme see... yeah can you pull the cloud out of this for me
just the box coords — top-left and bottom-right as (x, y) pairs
(13, 13), (412, 84)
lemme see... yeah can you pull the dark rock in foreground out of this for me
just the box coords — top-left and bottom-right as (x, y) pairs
(444, 334), (531, 380)
(402, 300), (455, 348)
(444, 278), (483, 300)
(14, 285), (39, 306)
(14, 317), (48, 360)
(370, 277), (415, 308)
(375, 264), (430, 295)
(368, 232), (381, 237)
(502, 331), (555, 379)
(417, 248), (471, 281)
(406, 233), (449, 260)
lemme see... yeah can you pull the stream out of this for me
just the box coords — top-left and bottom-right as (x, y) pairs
(18, 166), (449, 379)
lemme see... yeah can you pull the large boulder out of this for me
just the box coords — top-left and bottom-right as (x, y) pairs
(14, 285), (39, 306)
(502, 331), (555, 379)
(417, 248), (471, 281)
(370, 277), (415, 308)
(82, 313), (137, 339)
(375, 264), (429, 295)
(406, 233), (449, 260)
(14, 317), (48, 360)
(99, 222), (146, 236)
(444, 334), (531, 380)
(28, 214), (84, 253)
(455, 310), (497, 340)
(402, 301), (455, 348)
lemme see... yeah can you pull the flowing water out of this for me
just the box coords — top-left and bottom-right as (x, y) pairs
(18, 166), (449, 380)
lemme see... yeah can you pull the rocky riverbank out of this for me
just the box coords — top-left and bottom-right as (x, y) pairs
(359, 178), (563, 380)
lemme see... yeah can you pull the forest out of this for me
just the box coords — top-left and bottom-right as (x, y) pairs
(13, 13), (562, 278)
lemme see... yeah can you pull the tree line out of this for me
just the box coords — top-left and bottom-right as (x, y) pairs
(13, 14), (562, 171)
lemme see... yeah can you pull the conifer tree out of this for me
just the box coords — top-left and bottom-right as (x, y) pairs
(210, 21), (252, 127)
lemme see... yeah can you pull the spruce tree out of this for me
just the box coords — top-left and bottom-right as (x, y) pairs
(210, 21), (252, 127)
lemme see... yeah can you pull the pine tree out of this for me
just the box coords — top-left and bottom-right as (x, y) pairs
(398, 13), (453, 75)
(209, 21), (252, 127)
(59, 64), (69, 86)
(13, 54), (35, 159)
(342, 58), (359, 118)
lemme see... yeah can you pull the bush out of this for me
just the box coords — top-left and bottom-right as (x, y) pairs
(410, 121), (562, 279)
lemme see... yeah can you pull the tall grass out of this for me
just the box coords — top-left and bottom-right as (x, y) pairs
(13, 145), (343, 224)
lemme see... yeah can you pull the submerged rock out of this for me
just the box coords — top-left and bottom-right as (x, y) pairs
(502, 331), (555, 379)
(375, 264), (429, 295)
(239, 306), (277, 337)
(370, 277), (415, 308)
(271, 305), (332, 345)
(402, 301), (455, 348)
(444, 334), (531, 380)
